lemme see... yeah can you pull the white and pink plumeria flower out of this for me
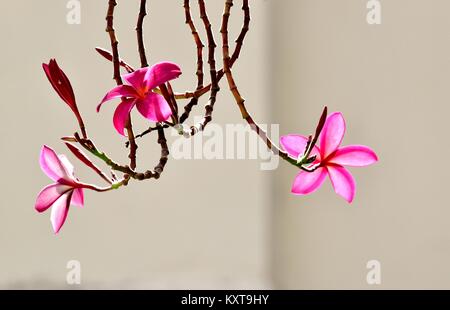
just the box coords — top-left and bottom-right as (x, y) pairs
(35, 146), (108, 233)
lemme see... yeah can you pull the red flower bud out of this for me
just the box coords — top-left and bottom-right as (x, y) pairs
(95, 47), (134, 73)
(65, 143), (112, 185)
(43, 59), (86, 138)
(43, 59), (77, 111)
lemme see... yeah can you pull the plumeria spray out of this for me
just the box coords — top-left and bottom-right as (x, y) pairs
(36, 0), (377, 233)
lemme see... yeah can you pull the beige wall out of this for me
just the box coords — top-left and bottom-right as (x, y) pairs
(271, 0), (450, 289)
(1, 0), (450, 290)
(0, 1), (270, 289)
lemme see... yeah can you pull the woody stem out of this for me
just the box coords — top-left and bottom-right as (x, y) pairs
(136, 0), (149, 67)
(106, 0), (138, 170)
(220, 0), (313, 171)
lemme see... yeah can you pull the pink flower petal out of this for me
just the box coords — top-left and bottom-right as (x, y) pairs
(58, 154), (75, 178)
(326, 165), (356, 203)
(35, 183), (71, 213)
(71, 188), (84, 208)
(291, 167), (327, 195)
(145, 62), (182, 90)
(280, 135), (321, 160)
(97, 85), (139, 112)
(329, 145), (378, 167)
(135, 93), (172, 122)
(123, 67), (148, 91)
(113, 99), (136, 136)
(320, 112), (346, 158)
(50, 190), (73, 234)
(40, 146), (70, 182)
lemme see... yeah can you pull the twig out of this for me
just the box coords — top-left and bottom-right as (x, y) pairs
(302, 106), (328, 160)
(221, 0), (246, 119)
(75, 130), (170, 180)
(105, 1), (122, 85)
(230, 0), (250, 65)
(167, 82), (179, 116)
(74, 132), (133, 175)
(153, 127), (169, 179)
(159, 83), (179, 123)
(126, 123), (170, 147)
(179, 97), (198, 123)
(95, 47), (135, 73)
(132, 126), (169, 180)
(106, 0), (138, 170)
(220, 0), (316, 171)
(136, 0), (149, 67)
(177, 0), (249, 101)
(78, 177), (129, 192)
(65, 142), (113, 184)
(179, 0), (205, 124)
(179, 0), (250, 131)
(185, 0), (219, 135)
(184, 0), (204, 90)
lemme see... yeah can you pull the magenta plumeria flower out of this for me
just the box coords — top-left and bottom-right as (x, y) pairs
(97, 62), (182, 135)
(280, 112), (378, 203)
(35, 146), (89, 233)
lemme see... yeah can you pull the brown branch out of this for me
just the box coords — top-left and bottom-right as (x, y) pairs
(153, 127), (169, 179)
(182, 0), (219, 135)
(159, 83), (179, 123)
(179, 0), (250, 128)
(303, 106), (328, 160)
(132, 126), (169, 180)
(128, 123), (170, 146)
(95, 47), (135, 73)
(220, 0), (315, 170)
(184, 0), (204, 90)
(65, 142), (113, 185)
(136, 0), (149, 68)
(179, 97), (198, 123)
(74, 132), (133, 176)
(75, 131), (169, 181)
(219, 0), (325, 171)
(167, 82), (179, 116)
(221, 0), (246, 119)
(180, 0), (249, 101)
(47, 1), (173, 187)
(179, 0), (205, 124)
(106, 0), (138, 170)
(106, 1), (122, 85)
(230, 0), (249, 65)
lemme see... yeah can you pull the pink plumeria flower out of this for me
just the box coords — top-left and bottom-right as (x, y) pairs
(97, 62), (182, 135)
(35, 146), (88, 233)
(280, 112), (378, 203)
